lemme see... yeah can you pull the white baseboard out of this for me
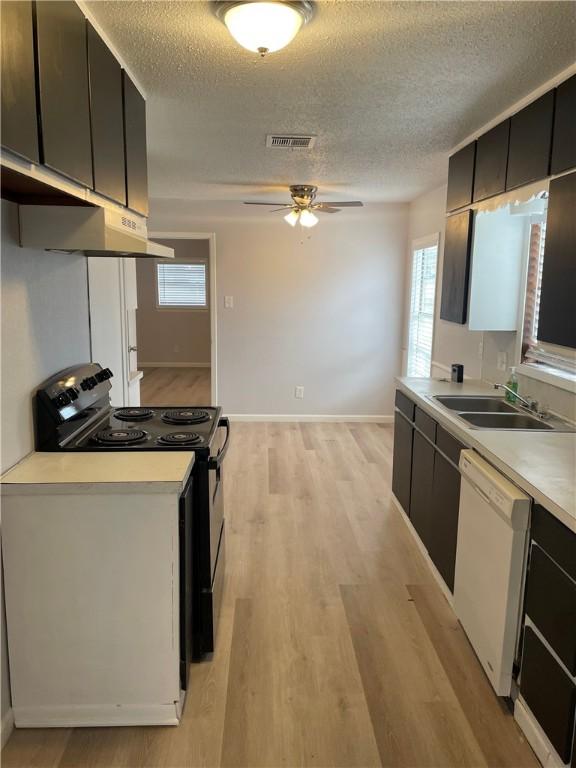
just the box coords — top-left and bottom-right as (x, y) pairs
(12, 701), (181, 728)
(227, 414), (393, 423)
(390, 493), (455, 607)
(1, 707), (14, 749)
(514, 697), (564, 768)
(139, 362), (210, 369)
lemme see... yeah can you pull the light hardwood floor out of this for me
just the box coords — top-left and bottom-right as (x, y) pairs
(140, 367), (211, 405)
(2, 423), (537, 768)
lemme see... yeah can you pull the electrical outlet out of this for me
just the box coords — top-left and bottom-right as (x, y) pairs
(497, 351), (508, 371)
(224, 296), (234, 309)
(295, 386), (304, 399)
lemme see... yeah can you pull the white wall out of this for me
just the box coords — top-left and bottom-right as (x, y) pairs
(405, 186), (575, 420)
(136, 239), (211, 366)
(150, 202), (408, 416)
(0, 200), (91, 731)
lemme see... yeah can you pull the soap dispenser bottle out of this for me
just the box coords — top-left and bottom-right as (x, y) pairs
(505, 367), (519, 403)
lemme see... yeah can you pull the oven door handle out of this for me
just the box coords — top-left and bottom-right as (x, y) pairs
(208, 417), (230, 470)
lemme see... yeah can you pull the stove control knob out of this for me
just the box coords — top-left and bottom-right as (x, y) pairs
(102, 368), (113, 379)
(66, 387), (79, 401)
(95, 371), (105, 383)
(80, 379), (89, 391)
(53, 392), (71, 408)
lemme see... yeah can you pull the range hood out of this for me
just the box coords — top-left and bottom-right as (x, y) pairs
(19, 205), (174, 259)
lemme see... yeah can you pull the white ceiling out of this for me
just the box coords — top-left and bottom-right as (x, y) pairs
(86, 1), (576, 204)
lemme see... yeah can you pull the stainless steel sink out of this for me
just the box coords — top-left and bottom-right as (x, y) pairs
(459, 412), (554, 430)
(434, 396), (517, 413)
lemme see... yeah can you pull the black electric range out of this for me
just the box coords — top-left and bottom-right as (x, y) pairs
(34, 362), (229, 663)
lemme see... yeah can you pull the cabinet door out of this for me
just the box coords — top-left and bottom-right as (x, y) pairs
(36, 1), (93, 187)
(551, 75), (576, 175)
(429, 452), (461, 592)
(525, 544), (576, 675)
(472, 120), (509, 202)
(520, 627), (576, 763)
(392, 412), (413, 514)
(0, 0), (39, 162)
(446, 142), (476, 212)
(537, 172), (576, 349)
(440, 210), (473, 324)
(123, 72), (149, 216)
(409, 431), (435, 550)
(88, 24), (126, 205)
(506, 92), (554, 190)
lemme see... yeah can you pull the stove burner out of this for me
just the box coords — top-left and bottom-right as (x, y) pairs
(93, 428), (148, 446)
(114, 408), (154, 422)
(161, 409), (211, 425)
(157, 432), (203, 446)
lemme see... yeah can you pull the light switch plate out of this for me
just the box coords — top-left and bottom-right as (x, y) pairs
(224, 296), (234, 309)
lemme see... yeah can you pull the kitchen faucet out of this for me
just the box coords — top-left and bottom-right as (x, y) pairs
(492, 382), (546, 417)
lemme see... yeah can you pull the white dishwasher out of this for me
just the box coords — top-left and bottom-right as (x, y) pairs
(454, 449), (531, 697)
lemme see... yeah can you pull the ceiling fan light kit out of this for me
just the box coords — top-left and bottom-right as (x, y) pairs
(245, 185), (364, 228)
(215, 0), (314, 56)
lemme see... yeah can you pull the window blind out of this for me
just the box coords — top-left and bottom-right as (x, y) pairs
(407, 243), (438, 377)
(157, 262), (207, 307)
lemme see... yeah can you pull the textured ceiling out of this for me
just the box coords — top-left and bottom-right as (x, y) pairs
(86, 0), (576, 204)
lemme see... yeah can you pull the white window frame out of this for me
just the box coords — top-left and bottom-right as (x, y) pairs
(406, 234), (439, 378)
(155, 259), (209, 312)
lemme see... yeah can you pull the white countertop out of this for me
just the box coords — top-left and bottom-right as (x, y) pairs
(397, 377), (576, 533)
(0, 451), (195, 494)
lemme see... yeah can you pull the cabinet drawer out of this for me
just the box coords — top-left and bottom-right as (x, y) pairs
(395, 390), (415, 422)
(532, 504), (576, 582)
(520, 627), (576, 763)
(526, 544), (576, 675)
(436, 426), (466, 466)
(415, 407), (436, 442)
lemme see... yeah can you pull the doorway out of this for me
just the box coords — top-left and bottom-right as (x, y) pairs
(136, 233), (217, 406)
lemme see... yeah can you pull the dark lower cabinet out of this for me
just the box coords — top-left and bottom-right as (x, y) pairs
(409, 431), (435, 551)
(446, 142), (476, 212)
(1, 0), (39, 163)
(35, 0), (93, 187)
(551, 74), (576, 175)
(392, 411), (413, 514)
(428, 451), (461, 592)
(537, 172), (576, 350)
(525, 544), (576, 675)
(506, 91), (554, 190)
(440, 210), (473, 324)
(520, 627), (576, 764)
(123, 72), (149, 216)
(472, 119), (509, 202)
(88, 24), (126, 205)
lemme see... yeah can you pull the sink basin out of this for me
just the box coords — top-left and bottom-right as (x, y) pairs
(459, 413), (554, 430)
(434, 396), (517, 413)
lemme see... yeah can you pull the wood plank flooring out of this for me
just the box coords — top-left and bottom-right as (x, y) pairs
(2, 423), (537, 768)
(140, 367), (211, 406)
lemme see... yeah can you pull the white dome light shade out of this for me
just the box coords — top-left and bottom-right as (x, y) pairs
(284, 209), (300, 226)
(223, 2), (305, 55)
(299, 209), (318, 228)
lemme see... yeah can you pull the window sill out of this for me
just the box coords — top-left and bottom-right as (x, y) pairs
(517, 362), (576, 394)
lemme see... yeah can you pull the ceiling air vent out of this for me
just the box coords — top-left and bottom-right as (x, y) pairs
(266, 134), (317, 149)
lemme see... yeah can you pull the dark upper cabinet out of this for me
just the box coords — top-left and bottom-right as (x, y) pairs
(88, 24), (126, 206)
(440, 210), (473, 324)
(506, 92), (554, 190)
(392, 411), (413, 514)
(35, 0), (93, 187)
(0, 1), (39, 163)
(446, 142), (476, 212)
(123, 72), (149, 216)
(551, 75), (576, 175)
(537, 172), (576, 349)
(520, 627), (576, 763)
(472, 120), (509, 202)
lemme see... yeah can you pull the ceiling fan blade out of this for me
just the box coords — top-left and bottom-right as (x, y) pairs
(320, 201), (364, 207)
(269, 206), (293, 212)
(243, 201), (289, 206)
(313, 205), (340, 213)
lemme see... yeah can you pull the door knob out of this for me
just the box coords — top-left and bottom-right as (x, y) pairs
(128, 346), (138, 352)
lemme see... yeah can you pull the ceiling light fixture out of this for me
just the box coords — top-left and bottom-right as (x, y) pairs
(284, 209), (300, 226)
(299, 208), (318, 228)
(215, 1), (314, 57)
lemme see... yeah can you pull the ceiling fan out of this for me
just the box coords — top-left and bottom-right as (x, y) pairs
(244, 185), (364, 227)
